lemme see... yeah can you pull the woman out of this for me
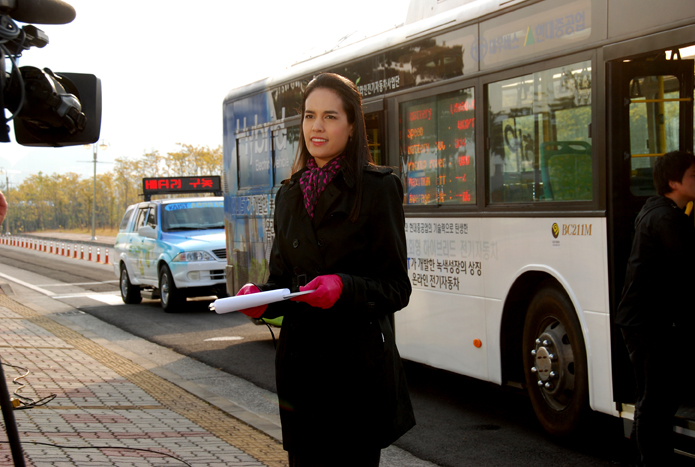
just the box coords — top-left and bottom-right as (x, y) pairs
(237, 73), (415, 466)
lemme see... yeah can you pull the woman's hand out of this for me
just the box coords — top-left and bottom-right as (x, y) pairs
(291, 275), (343, 309)
(235, 283), (267, 318)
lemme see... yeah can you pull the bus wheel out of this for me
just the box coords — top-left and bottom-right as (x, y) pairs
(120, 264), (142, 304)
(159, 265), (184, 313)
(522, 284), (589, 437)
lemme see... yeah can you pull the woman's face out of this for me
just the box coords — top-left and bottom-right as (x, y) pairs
(303, 88), (354, 168)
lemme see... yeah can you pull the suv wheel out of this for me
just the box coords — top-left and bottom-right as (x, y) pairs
(159, 265), (184, 313)
(120, 265), (142, 304)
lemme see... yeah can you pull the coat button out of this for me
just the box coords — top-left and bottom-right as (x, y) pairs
(294, 267), (302, 274)
(292, 239), (299, 248)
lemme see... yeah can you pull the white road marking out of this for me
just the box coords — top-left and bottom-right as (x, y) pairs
(51, 292), (123, 304)
(204, 336), (244, 342)
(84, 294), (124, 305)
(0, 271), (122, 305)
(0, 272), (56, 296)
(34, 280), (119, 287)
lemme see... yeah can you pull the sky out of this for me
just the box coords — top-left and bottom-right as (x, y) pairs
(1, 0), (411, 187)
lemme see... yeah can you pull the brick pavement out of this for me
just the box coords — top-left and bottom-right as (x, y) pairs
(0, 294), (288, 467)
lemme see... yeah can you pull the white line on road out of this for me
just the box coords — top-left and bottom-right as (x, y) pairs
(84, 294), (124, 305)
(0, 272), (57, 296)
(50, 291), (123, 306)
(34, 280), (119, 287)
(0, 272), (122, 306)
(204, 336), (244, 342)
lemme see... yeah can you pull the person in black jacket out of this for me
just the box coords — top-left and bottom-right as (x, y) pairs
(236, 73), (415, 466)
(616, 150), (695, 466)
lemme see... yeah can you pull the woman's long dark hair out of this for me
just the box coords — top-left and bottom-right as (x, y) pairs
(291, 73), (374, 221)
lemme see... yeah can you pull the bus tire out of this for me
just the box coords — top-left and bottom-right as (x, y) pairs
(159, 265), (184, 313)
(120, 264), (142, 304)
(522, 284), (589, 437)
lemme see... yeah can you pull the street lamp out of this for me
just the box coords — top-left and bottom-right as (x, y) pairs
(83, 141), (108, 240)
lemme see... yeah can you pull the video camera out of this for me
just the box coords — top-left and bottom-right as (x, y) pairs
(0, 0), (101, 146)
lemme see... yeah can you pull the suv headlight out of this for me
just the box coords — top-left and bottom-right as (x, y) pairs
(173, 251), (215, 262)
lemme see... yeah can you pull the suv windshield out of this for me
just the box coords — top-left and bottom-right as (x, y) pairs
(162, 200), (224, 232)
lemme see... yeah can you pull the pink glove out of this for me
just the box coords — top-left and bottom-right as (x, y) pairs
(235, 283), (267, 318)
(291, 274), (343, 309)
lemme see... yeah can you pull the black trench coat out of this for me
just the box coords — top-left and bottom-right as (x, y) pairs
(257, 164), (415, 454)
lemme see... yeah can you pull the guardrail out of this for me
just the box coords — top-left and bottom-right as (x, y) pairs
(0, 236), (112, 265)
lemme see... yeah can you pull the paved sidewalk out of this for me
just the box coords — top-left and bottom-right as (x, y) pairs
(0, 293), (288, 467)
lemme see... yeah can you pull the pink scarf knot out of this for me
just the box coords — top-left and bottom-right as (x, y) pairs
(299, 156), (344, 218)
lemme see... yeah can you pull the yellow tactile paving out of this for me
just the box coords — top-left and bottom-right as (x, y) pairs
(0, 295), (288, 467)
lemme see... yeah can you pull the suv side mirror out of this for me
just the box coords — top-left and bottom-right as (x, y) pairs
(138, 225), (157, 239)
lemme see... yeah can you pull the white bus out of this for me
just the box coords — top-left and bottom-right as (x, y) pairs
(222, 0), (695, 439)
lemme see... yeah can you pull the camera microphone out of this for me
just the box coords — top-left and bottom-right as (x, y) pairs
(0, 0), (76, 25)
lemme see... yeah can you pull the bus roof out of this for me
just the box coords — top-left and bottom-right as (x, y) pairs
(223, 0), (530, 104)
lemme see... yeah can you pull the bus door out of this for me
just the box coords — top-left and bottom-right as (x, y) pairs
(607, 56), (694, 405)
(363, 100), (386, 165)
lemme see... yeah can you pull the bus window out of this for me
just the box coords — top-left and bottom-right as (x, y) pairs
(238, 132), (271, 191)
(628, 75), (681, 196)
(487, 60), (592, 203)
(401, 87), (476, 206)
(365, 112), (383, 165)
(273, 126), (300, 186)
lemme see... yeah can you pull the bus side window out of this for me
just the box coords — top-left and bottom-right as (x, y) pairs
(487, 60), (593, 203)
(273, 126), (299, 186)
(365, 112), (383, 165)
(540, 141), (592, 201)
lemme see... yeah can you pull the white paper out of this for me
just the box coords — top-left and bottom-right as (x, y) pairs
(213, 288), (290, 314)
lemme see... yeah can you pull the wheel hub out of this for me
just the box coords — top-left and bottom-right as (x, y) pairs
(529, 320), (576, 410)
(533, 343), (553, 382)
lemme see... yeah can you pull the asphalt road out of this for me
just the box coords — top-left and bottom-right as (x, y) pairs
(1, 244), (688, 467)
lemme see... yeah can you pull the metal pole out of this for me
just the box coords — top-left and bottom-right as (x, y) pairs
(92, 145), (97, 241)
(0, 362), (26, 466)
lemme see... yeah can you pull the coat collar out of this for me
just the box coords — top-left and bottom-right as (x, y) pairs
(286, 165), (355, 228)
(287, 164), (356, 189)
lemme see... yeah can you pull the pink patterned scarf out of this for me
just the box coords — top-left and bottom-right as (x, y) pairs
(299, 156), (344, 218)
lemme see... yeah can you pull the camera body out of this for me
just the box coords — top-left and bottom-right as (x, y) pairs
(0, 0), (102, 147)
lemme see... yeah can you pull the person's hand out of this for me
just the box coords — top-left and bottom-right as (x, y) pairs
(236, 283), (267, 318)
(291, 275), (343, 309)
(0, 191), (8, 225)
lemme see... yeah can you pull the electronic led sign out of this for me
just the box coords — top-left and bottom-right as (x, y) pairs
(142, 176), (222, 200)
